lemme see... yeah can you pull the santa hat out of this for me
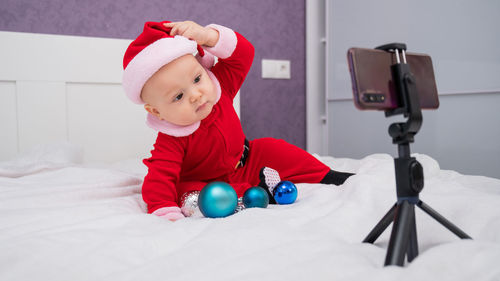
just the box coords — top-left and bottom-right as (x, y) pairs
(122, 21), (223, 137)
(122, 21), (215, 105)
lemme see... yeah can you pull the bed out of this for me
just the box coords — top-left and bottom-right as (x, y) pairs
(1, 32), (500, 281)
(1, 144), (500, 281)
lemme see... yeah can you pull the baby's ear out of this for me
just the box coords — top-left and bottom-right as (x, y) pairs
(144, 104), (161, 119)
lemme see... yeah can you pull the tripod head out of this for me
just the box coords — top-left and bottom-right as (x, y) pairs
(375, 43), (425, 197)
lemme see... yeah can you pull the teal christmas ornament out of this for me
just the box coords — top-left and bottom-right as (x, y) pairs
(198, 182), (238, 218)
(243, 186), (269, 208)
(273, 181), (297, 204)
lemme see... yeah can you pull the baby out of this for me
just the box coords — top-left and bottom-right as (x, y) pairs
(122, 20), (353, 221)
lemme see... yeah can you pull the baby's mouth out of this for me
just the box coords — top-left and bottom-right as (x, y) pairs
(196, 102), (208, 112)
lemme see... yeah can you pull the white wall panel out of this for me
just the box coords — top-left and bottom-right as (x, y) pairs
(0, 31), (239, 164)
(66, 83), (156, 163)
(0, 81), (18, 160)
(16, 81), (67, 153)
(0, 31), (130, 83)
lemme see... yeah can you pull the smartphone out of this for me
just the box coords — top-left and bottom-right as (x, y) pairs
(347, 47), (439, 110)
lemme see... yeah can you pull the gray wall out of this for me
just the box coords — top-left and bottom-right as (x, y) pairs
(329, 93), (500, 178)
(325, 0), (500, 178)
(0, 0), (307, 148)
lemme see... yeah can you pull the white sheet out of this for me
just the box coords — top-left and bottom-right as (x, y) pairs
(1, 144), (499, 281)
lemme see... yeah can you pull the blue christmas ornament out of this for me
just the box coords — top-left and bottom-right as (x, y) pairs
(273, 181), (297, 204)
(243, 186), (269, 208)
(198, 182), (238, 218)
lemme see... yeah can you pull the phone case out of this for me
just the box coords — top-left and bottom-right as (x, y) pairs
(347, 47), (439, 110)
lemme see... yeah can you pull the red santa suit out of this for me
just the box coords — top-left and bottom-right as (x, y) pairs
(122, 22), (332, 216)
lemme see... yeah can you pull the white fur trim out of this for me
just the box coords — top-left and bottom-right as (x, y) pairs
(203, 24), (237, 59)
(145, 69), (222, 137)
(146, 114), (201, 137)
(122, 36), (197, 104)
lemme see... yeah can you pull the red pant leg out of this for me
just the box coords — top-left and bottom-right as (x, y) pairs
(178, 138), (330, 202)
(231, 138), (331, 187)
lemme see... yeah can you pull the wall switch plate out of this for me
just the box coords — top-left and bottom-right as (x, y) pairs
(261, 59), (291, 79)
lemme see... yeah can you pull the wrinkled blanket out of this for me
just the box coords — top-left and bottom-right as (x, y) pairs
(1, 145), (499, 281)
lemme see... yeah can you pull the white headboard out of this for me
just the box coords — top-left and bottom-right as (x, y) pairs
(0, 31), (240, 163)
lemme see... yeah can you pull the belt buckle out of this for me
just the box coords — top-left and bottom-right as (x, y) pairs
(235, 139), (249, 170)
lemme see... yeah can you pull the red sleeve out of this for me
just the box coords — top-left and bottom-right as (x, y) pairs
(204, 25), (255, 100)
(141, 133), (187, 213)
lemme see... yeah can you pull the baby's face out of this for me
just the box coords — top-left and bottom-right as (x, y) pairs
(141, 54), (217, 126)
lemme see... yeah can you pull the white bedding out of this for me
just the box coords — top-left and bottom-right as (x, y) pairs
(1, 144), (499, 281)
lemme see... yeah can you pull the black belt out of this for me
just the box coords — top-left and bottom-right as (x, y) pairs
(235, 139), (250, 169)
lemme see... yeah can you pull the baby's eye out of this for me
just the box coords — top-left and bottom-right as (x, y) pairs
(194, 75), (201, 83)
(174, 93), (183, 102)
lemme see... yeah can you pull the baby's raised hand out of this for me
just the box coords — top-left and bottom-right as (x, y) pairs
(164, 21), (219, 47)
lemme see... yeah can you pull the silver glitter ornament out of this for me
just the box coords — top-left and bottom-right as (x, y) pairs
(236, 197), (246, 213)
(180, 191), (201, 217)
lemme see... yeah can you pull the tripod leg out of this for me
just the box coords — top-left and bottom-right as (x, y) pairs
(406, 205), (419, 262)
(417, 201), (472, 239)
(385, 201), (413, 266)
(363, 203), (397, 243)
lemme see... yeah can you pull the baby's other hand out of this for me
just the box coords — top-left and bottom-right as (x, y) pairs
(164, 21), (219, 47)
(152, 206), (185, 221)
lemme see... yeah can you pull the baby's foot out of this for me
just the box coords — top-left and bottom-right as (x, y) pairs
(321, 170), (355, 185)
(258, 167), (281, 204)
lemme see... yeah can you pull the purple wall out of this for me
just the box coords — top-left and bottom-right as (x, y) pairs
(0, 0), (306, 148)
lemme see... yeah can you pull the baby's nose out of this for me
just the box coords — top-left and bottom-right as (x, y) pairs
(190, 90), (202, 102)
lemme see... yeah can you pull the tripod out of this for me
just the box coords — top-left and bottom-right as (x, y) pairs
(362, 43), (472, 266)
